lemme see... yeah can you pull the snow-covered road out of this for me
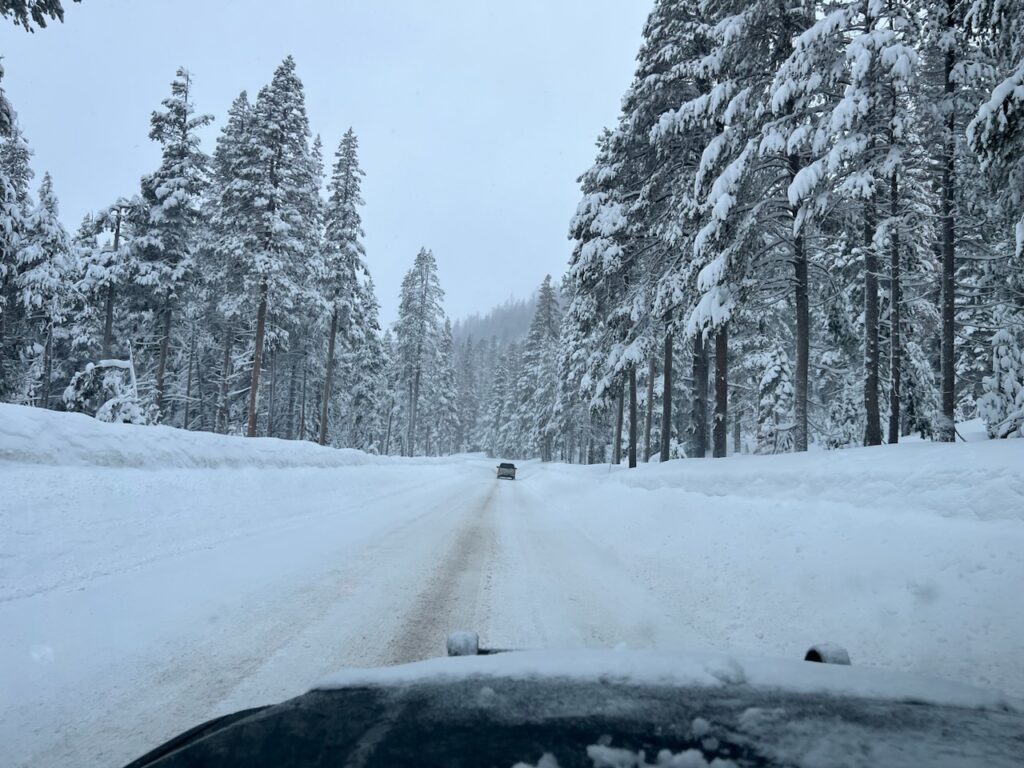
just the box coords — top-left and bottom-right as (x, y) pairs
(2, 406), (1023, 767)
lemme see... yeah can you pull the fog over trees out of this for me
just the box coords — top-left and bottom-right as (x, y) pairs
(1, 0), (1022, 460)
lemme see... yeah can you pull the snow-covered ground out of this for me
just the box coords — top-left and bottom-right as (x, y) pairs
(1, 404), (1022, 767)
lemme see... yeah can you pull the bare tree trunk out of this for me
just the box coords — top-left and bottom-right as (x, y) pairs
(218, 327), (233, 434)
(41, 327), (52, 408)
(155, 304), (173, 419)
(613, 388), (624, 465)
(859, 4), (882, 447)
(733, 407), (741, 454)
(939, 21), (956, 442)
(691, 331), (708, 458)
(196, 349), (206, 432)
(183, 334), (194, 429)
(408, 370), (421, 456)
(319, 309), (338, 446)
(102, 209), (121, 360)
(246, 281), (268, 438)
(713, 324), (728, 458)
(267, 350), (277, 438)
(888, 167), (902, 444)
(383, 399), (394, 455)
(792, 153), (810, 452)
(285, 347), (299, 439)
(628, 366), (638, 468)
(864, 199), (882, 446)
(299, 363), (308, 441)
(660, 330), (673, 462)
(644, 357), (655, 461)
(102, 284), (116, 361)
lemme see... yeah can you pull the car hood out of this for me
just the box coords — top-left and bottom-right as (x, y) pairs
(315, 647), (1021, 713)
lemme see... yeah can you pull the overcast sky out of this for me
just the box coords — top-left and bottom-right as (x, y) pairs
(2, 1), (650, 324)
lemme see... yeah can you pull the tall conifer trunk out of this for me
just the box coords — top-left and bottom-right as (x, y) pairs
(644, 358), (655, 461)
(628, 366), (638, 468)
(691, 332), (708, 458)
(299, 363), (308, 441)
(864, 199), (882, 446)
(183, 334), (194, 429)
(613, 388), (624, 465)
(713, 324), (728, 458)
(660, 330), (673, 462)
(286, 348), (299, 439)
(408, 369), (421, 456)
(218, 327), (233, 433)
(319, 308), (338, 446)
(155, 304), (173, 418)
(888, 168), (902, 444)
(41, 328), (52, 408)
(939, 13), (956, 442)
(268, 350), (277, 437)
(791, 156), (809, 452)
(247, 281), (268, 438)
(102, 209), (121, 359)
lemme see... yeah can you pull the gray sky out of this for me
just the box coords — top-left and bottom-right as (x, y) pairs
(2, 1), (650, 324)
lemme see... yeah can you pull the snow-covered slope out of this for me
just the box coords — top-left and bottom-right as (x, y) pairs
(0, 403), (448, 469)
(1, 405), (1022, 768)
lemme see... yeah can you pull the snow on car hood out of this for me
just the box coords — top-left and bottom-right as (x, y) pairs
(315, 648), (1021, 712)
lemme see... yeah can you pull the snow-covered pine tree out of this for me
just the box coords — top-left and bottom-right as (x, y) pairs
(453, 336), (481, 452)
(0, 116), (33, 399)
(517, 275), (561, 461)
(344, 274), (386, 451)
(15, 172), (71, 407)
(75, 199), (135, 361)
(242, 57), (318, 437)
(561, 129), (630, 459)
(133, 67), (213, 420)
(394, 247), (445, 456)
(208, 90), (256, 434)
(319, 128), (368, 446)
(754, 345), (795, 454)
(977, 327), (1024, 438)
(426, 318), (460, 456)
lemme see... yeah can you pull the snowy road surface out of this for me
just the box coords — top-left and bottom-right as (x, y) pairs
(2, 407), (1023, 767)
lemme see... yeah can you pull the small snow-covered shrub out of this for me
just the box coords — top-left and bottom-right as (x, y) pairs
(754, 347), (794, 454)
(978, 328), (1024, 438)
(63, 361), (151, 425)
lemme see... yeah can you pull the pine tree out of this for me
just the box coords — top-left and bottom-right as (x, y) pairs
(344, 275), (387, 451)
(319, 128), (368, 445)
(978, 328), (1024, 437)
(754, 346), (795, 454)
(242, 57), (318, 437)
(133, 67), (213, 419)
(16, 172), (71, 406)
(394, 247), (445, 456)
(518, 275), (561, 461)
(0, 118), (33, 398)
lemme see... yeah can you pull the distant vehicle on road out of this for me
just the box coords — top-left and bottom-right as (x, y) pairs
(496, 462), (516, 480)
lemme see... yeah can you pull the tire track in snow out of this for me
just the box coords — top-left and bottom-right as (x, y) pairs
(380, 482), (499, 665)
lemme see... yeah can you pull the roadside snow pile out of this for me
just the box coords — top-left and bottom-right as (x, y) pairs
(0, 403), (450, 469)
(565, 434), (1024, 522)
(523, 437), (1024, 696)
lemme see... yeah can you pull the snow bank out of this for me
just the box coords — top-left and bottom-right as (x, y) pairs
(514, 437), (1024, 698)
(0, 403), (452, 469)
(316, 648), (1021, 713)
(565, 435), (1024, 523)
